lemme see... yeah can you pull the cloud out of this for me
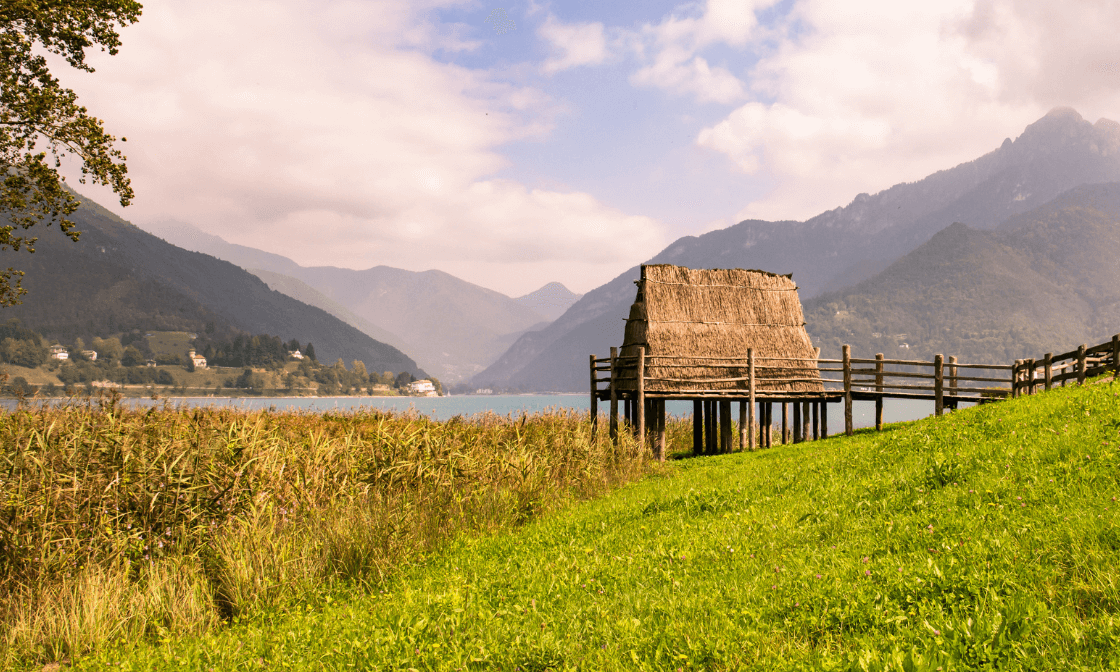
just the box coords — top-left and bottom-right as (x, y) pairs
(623, 0), (778, 103)
(539, 15), (609, 73)
(61, 0), (667, 295)
(688, 0), (1120, 223)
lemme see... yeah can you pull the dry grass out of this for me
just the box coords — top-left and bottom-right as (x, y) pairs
(619, 264), (823, 394)
(0, 396), (650, 668)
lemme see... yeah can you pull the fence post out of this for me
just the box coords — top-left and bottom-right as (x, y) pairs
(1011, 359), (1021, 398)
(1078, 344), (1087, 385)
(609, 347), (618, 444)
(949, 355), (958, 409)
(1043, 352), (1052, 391)
(875, 353), (884, 431)
(934, 354), (944, 416)
(1026, 358), (1036, 395)
(636, 349), (646, 449)
(843, 344), (853, 436)
(1113, 334), (1120, 377)
(589, 354), (598, 440)
(747, 348), (755, 451)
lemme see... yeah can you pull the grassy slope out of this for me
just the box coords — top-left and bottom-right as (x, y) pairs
(81, 379), (1120, 671)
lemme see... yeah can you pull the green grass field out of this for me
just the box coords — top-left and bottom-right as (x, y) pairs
(60, 377), (1120, 671)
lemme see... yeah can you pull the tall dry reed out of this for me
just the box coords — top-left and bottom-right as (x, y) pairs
(0, 398), (651, 667)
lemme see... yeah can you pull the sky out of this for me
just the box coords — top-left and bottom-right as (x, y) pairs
(59, 0), (1120, 296)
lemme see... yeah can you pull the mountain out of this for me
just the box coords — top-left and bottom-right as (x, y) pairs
(514, 282), (583, 321)
(804, 182), (1120, 363)
(245, 268), (411, 355)
(2, 197), (425, 377)
(473, 107), (1120, 392)
(141, 222), (553, 383)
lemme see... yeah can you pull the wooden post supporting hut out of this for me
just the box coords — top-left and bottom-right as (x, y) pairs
(592, 264), (837, 459)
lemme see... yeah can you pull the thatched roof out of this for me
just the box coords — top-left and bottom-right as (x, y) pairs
(617, 264), (822, 395)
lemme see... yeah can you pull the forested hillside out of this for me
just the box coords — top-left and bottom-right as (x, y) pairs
(804, 182), (1120, 362)
(1, 196), (425, 378)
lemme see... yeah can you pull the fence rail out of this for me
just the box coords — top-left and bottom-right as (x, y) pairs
(589, 333), (1120, 454)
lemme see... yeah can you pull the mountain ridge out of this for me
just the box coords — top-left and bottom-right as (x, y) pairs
(472, 108), (1120, 392)
(139, 222), (575, 382)
(3, 200), (426, 378)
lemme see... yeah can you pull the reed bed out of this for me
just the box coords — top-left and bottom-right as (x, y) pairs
(0, 398), (653, 668)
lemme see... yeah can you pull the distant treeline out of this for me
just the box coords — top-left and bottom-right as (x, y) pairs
(0, 319), (440, 397)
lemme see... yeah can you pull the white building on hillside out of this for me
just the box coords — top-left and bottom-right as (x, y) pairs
(408, 379), (438, 397)
(187, 349), (208, 369)
(49, 345), (68, 361)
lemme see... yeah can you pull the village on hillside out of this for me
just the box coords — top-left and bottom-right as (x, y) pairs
(0, 324), (442, 398)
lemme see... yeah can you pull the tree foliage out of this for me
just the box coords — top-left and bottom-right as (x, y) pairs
(1, 0), (141, 305)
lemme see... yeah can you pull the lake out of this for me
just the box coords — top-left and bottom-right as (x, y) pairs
(4, 394), (974, 432)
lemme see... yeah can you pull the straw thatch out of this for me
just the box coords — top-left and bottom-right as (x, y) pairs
(616, 264), (823, 395)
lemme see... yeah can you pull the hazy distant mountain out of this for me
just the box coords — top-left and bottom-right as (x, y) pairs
(805, 182), (1120, 363)
(4, 197), (425, 377)
(246, 268), (411, 354)
(139, 222), (550, 382)
(473, 107), (1120, 392)
(514, 282), (583, 321)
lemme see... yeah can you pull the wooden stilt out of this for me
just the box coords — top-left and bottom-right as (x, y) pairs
(609, 347), (618, 444)
(812, 401), (819, 441)
(692, 400), (702, 455)
(747, 348), (756, 451)
(739, 401), (747, 451)
(705, 400), (716, 455)
(768, 403), (774, 447)
(820, 401), (828, 439)
(793, 402), (801, 443)
(782, 402), (789, 444)
(636, 349), (646, 447)
(801, 401), (810, 443)
(719, 400), (732, 453)
(656, 400), (666, 462)
(589, 354), (598, 440)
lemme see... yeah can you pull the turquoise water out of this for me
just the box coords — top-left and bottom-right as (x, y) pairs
(3, 394), (971, 430)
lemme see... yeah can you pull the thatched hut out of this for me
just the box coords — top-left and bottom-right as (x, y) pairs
(616, 264), (823, 395)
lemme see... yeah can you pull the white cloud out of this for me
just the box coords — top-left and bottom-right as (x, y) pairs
(624, 0), (778, 103)
(631, 51), (747, 104)
(61, 0), (667, 295)
(691, 0), (1120, 223)
(539, 15), (609, 73)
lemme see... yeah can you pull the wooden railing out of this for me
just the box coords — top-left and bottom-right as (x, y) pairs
(1011, 335), (1120, 396)
(590, 333), (1120, 448)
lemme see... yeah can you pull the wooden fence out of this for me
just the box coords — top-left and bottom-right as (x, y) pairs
(590, 333), (1120, 454)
